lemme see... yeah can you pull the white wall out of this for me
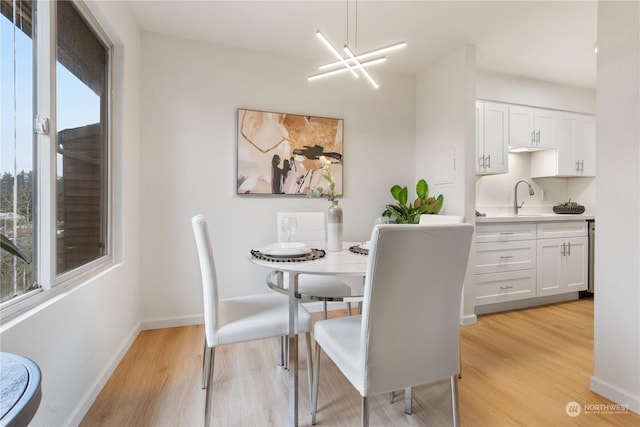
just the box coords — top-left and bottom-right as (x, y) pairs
(416, 44), (477, 325)
(475, 71), (597, 214)
(591, 0), (640, 413)
(0, 2), (143, 425)
(139, 33), (416, 327)
(477, 70), (596, 114)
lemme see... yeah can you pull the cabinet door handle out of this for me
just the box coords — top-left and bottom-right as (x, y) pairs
(561, 243), (566, 256)
(580, 160), (584, 172)
(536, 130), (541, 144)
(486, 154), (491, 169)
(479, 155), (485, 169)
(576, 160), (580, 172)
(500, 285), (514, 290)
(567, 242), (571, 256)
(531, 130), (536, 145)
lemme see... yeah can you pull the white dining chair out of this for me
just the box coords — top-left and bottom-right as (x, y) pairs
(419, 213), (465, 381)
(419, 214), (464, 224)
(311, 223), (474, 427)
(191, 214), (313, 427)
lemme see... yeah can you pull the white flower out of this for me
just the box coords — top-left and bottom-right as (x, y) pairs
(307, 156), (337, 201)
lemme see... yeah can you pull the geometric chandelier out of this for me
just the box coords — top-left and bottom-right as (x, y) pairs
(307, 30), (406, 89)
(307, 0), (406, 89)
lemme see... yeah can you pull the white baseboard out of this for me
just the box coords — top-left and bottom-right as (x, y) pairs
(139, 305), (354, 330)
(590, 375), (640, 414)
(474, 292), (578, 315)
(65, 321), (142, 426)
(141, 314), (203, 330)
(460, 313), (477, 326)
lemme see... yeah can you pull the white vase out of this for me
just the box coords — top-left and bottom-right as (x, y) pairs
(327, 200), (343, 252)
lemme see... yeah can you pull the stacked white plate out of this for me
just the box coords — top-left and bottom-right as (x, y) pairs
(261, 242), (311, 257)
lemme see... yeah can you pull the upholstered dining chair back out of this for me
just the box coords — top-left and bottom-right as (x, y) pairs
(191, 214), (219, 348)
(277, 211), (325, 243)
(359, 223), (473, 396)
(418, 214), (464, 224)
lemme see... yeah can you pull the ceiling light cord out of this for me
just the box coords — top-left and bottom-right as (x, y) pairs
(355, 0), (358, 51)
(346, 0), (358, 50)
(346, 0), (349, 48)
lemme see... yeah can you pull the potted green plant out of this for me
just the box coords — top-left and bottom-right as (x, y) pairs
(381, 179), (444, 224)
(553, 199), (585, 214)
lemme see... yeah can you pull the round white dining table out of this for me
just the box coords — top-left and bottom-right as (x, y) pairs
(248, 242), (368, 427)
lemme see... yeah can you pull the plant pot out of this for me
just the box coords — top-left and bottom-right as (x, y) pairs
(553, 205), (585, 214)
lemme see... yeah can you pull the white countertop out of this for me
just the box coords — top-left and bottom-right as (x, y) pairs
(476, 213), (594, 223)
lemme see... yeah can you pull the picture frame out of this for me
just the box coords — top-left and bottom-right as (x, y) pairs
(236, 108), (343, 196)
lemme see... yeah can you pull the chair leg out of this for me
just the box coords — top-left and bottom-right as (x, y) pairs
(458, 341), (462, 378)
(451, 375), (460, 427)
(361, 396), (369, 427)
(284, 336), (289, 370)
(277, 336), (284, 367)
(311, 343), (322, 425)
(404, 387), (412, 415)
(305, 332), (313, 403)
(203, 346), (216, 427)
(322, 300), (328, 320)
(346, 302), (352, 316)
(202, 335), (210, 389)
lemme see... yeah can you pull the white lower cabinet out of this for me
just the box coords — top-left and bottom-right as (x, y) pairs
(476, 270), (537, 305)
(475, 240), (536, 275)
(475, 223), (537, 306)
(475, 221), (588, 309)
(536, 227), (588, 297)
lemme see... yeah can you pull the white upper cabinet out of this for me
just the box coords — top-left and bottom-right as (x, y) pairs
(509, 105), (557, 149)
(476, 101), (508, 175)
(572, 113), (596, 176)
(531, 112), (596, 177)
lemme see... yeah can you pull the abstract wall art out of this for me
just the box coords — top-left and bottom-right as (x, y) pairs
(236, 108), (343, 196)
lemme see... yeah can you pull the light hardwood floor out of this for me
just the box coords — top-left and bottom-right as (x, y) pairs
(81, 298), (640, 426)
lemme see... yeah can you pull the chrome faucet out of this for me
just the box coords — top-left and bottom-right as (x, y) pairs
(513, 179), (535, 214)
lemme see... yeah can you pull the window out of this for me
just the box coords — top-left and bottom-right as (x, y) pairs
(1, 0), (111, 311)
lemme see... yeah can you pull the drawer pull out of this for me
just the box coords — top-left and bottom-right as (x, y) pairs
(499, 285), (514, 290)
(500, 232), (514, 235)
(499, 255), (514, 259)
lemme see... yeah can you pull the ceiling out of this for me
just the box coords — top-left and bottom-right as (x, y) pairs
(126, 0), (598, 88)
